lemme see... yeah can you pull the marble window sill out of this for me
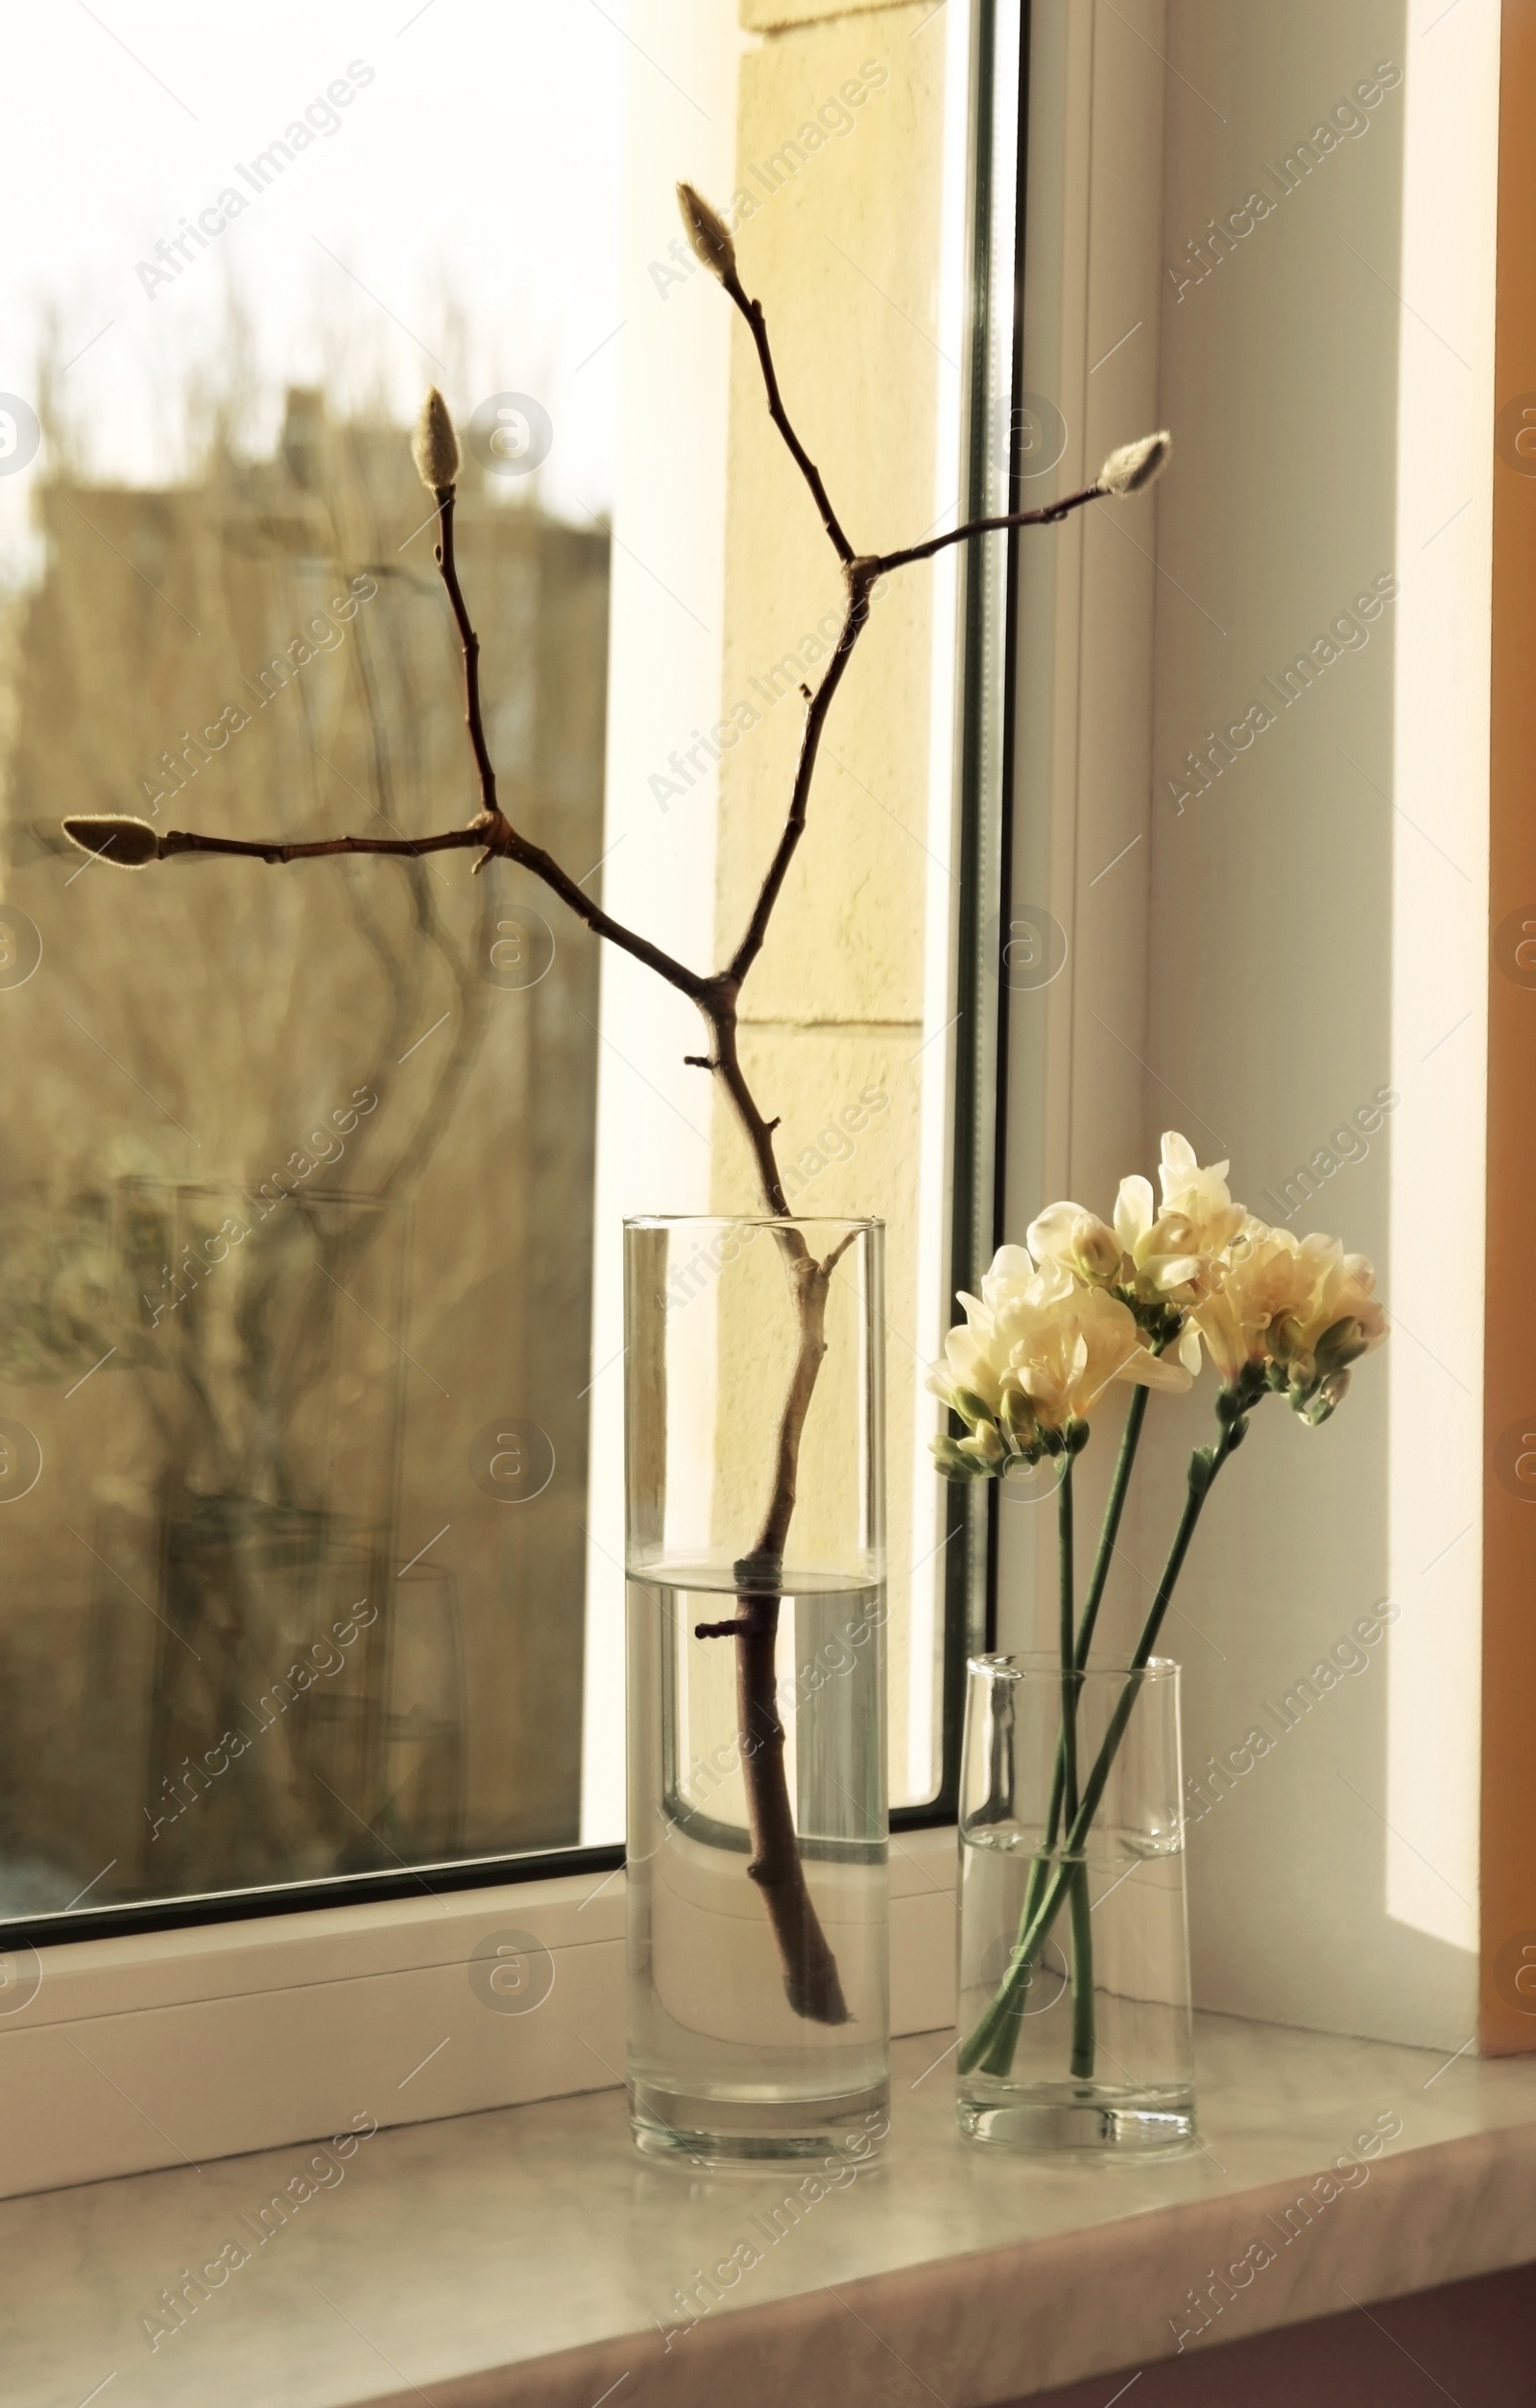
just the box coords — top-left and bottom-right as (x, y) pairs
(11, 2011), (1536, 2408)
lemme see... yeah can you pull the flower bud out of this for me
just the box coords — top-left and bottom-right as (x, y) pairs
(676, 182), (737, 284)
(411, 387), (460, 492)
(958, 1419), (1007, 1472)
(1097, 430), (1171, 497)
(932, 1435), (980, 1480)
(998, 1384), (1039, 1453)
(1313, 1315), (1369, 1377)
(951, 1386), (995, 1431)
(1266, 1310), (1304, 1366)
(61, 814), (160, 868)
(1070, 1212), (1121, 1283)
(1298, 1369), (1350, 1425)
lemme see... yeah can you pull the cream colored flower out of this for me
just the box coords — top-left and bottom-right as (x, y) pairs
(1114, 1132), (1247, 1310)
(1026, 1202), (1121, 1286)
(1190, 1217), (1387, 1419)
(929, 1242), (1188, 1477)
(1266, 1234), (1387, 1419)
(1189, 1219), (1310, 1386)
(1008, 1278), (1191, 1430)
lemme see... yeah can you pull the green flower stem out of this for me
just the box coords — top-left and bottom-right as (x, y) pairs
(1068, 1856), (1095, 2077)
(1076, 1382), (1150, 1667)
(961, 1414), (1242, 2082)
(988, 1387), (1152, 2080)
(1056, 1464), (1095, 2077)
(1058, 1461), (1078, 1818)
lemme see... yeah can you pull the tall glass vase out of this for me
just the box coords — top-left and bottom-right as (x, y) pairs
(623, 1215), (887, 2162)
(956, 1654), (1195, 2152)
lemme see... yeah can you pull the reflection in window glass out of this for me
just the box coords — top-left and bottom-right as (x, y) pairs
(0, 0), (977, 1926)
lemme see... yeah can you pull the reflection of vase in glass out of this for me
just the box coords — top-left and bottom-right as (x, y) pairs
(624, 1217), (887, 2163)
(374, 1564), (468, 1860)
(110, 1180), (407, 1896)
(956, 1654), (1195, 2152)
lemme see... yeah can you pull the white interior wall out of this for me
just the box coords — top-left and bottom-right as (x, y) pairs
(1001, 0), (1497, 2049)
(996, 0), (1168, 1652)
(580, 4), (746, 1845)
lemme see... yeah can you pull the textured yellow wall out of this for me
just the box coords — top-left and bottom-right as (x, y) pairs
(711, 1), (949, 1790)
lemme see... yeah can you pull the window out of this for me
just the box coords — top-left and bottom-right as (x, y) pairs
(0, 0), (1012, 1947)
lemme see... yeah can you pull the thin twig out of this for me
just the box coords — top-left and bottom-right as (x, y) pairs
(721, 270), (855, 563)
(875, 482), (1105, 575)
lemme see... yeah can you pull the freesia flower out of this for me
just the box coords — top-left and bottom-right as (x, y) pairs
(1025, 1203), (1121, 1287)
(928, 1243), (1188, 1479)
(1112, 1132), (1247, 1311)
(1189, 1218), (1387, 1421)
(1028, 1133), (1242, 1370)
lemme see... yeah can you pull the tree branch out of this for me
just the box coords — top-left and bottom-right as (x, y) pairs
(431, 485), (500, 818)
(728, 564), (875, 989)
(65, 224), (1169, 2032)
(156, 826), (486, 865)
(722, 272), (855, 565)
(874, 481), (1106, 576)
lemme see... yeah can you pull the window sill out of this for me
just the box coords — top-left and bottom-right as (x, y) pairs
(0, 1826), (957, 2198)
(12, 2010), (1536, 2406)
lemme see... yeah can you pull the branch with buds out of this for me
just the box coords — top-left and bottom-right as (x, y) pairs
(64, 181), (1171, 2023)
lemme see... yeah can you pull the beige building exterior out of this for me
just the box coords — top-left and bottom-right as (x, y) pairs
(0, 396), (607, 1909)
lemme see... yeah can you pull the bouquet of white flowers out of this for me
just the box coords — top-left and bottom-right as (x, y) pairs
(931, 1132), (1387, 2081)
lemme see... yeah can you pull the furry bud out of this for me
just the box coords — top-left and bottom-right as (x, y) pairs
(411, 388), (460, 492)
(61, 814), (160, 868)
(676, 183), (737, 284)
(1097, 430), (1171, 497)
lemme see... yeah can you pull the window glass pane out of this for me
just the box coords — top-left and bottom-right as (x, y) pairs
(0, 0), (986, 1929)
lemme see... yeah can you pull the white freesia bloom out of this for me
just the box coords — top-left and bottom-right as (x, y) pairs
(929, 1243), (1189, 1475)
(1006, 1276), (1191, 1427)
(1113, 1132), (1247, 1310)
(1190, 1218), (1387, 1419)
(1025, 1203), (1121, 1286)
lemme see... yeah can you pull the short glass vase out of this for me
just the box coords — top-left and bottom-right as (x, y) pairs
(623, 1215), (888, 2164)
(955, 1653), (1195, 2153)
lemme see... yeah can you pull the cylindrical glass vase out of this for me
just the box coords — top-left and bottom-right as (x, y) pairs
(624, 1216), (887, 2163)
(956, 1654), (1194, 2152)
